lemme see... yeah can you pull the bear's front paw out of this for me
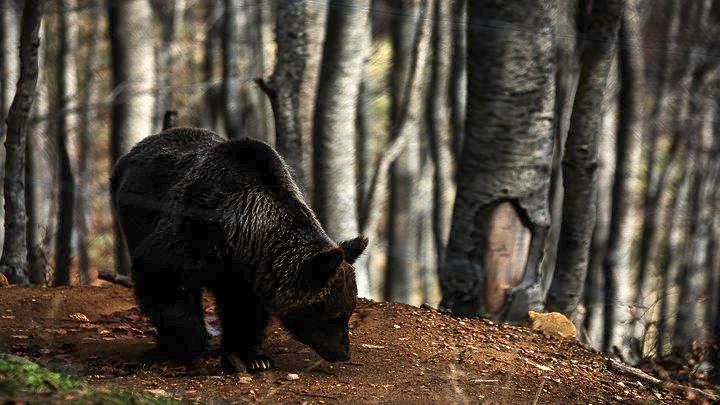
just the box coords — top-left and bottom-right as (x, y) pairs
(222, 352), (273, 373)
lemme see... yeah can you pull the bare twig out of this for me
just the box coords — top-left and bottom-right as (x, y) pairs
(607, 359), (719, 401)
(532, 379), (546, 405)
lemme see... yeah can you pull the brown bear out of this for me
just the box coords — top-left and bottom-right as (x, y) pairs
(110, 127), (367, 373)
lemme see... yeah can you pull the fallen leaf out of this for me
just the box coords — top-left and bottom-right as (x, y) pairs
(69, 313), (91, 322)
(145, 389), (170, 397)
(361, 344), (385, 349)
(525, 359), (553, 372)
(286, 373), (300, 381)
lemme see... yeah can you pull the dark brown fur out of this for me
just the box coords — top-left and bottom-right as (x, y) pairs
(110, 128), (367, 372)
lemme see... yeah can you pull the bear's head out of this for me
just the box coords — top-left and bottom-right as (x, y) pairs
(278, 236), (368, 362)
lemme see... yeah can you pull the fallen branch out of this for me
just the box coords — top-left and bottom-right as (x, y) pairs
(607, 359), (719, 401)
(607, 359), (662, 386)
(98, 269), (133, 288)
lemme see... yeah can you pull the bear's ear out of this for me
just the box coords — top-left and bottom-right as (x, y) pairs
(300, 247), (344, 292)
(339, 236), (369, 264)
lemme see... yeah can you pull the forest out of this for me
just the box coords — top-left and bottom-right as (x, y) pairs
(1, 0), (720, 403)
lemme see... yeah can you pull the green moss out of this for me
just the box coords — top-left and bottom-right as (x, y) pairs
(0, 354), (186, 404)
(0, 354), (80, 395)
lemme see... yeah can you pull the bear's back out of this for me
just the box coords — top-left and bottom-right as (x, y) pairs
(111, 128), (224, 253)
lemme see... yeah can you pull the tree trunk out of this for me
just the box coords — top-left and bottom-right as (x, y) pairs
(540, 0), (579, 296)
(201, 0), (221, 131)
(603, 0), (644, 359)
(632, 0), (683, 345)
(298, 0), (327, 195)
(384, 0), (425, 304)
(257, 1), (307, 190)
(440, 0), (556, 321)
(153, 0), (184, 133)
(312, 0), (370, 243)
(53, 0), (78, 286)
(584, 73), (619, 349)
(221, 0), (242, 138)
(0, 0), (20, 253)
(108, 0), (156, 276)
(545, 0), (623, 316)
(75, 0), (102, 285)
(0, 0), (44, 284)
(656, 161), (688, 358)
(673, 92), (716, 355)
(448, 0), (466, 160)
(426, 0), (455, 273)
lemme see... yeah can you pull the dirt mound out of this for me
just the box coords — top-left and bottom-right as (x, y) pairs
(0, 286), (707, 403)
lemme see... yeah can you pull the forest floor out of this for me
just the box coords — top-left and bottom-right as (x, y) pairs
(0, 285), (713, 404)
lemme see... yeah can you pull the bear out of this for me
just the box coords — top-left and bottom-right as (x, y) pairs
(110, 127), (368, 373)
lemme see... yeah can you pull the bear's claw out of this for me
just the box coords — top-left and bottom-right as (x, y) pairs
(222, 352), (273, 374)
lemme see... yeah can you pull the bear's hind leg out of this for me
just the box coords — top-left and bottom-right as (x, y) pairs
(213, 281), (271, 373)
(136, 281), (208, 361)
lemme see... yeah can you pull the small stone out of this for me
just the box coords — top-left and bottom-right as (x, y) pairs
(286, 373), (300, 381)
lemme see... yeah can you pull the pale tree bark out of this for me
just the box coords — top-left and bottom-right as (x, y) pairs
(426, 0), (455, 273)
(545, 0), (623, 316)
(448, 0), (466, 159)
(26, 18), (47, 285)
(632, 0), (682, 340)
(108, 0), (156, 276)
(673, 101), (716, 355)
(201, 0), (221, 131)
(0, 0), (20, 252)
(221, 0), (242, 138)
(0, 0), (44, 284)
(299, 0), (327, 194)
(75, 0), (102, 285)
(242, 0), (271, 142)
(256, 1), (307, 189)
(656, 161), (688, 358)
(603, 0), (644, 359)
(583, 78), (618, 349)
(440, 0), (556, 321)
(312, 0), (370, 248)
(384, 0), (424, 304)
(152, 0), (185, 133)
(540, 0), (579, 295)
(53, 0), (78, 286)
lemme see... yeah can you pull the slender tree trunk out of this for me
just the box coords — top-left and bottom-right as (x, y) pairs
(673, 94), (715, 355)
(257, 1), (307, 189)
(632, 0), (682, 344)
(0, 0), (20, 253)
(384, 0), (425, 304)
(540, 0), (579, 296)
(0, 0), (44, 284)
(603, 1), (644, 359)
(584, 75), (619, 349)
(75, 0), (101, 284)
(299, 0), (327, 195)
(546, 0), (623, 316)
(656, 162), (688, 358)
(153, 0), (184, 133)
(221, 0), (242, 138)
(426, 0), (455, 273)
(440, 0), (557, 321)
(53, 0), (77, 286)
(448, 0), (466, 160)
(108, 0), (155, 276)
(202, 0), (221, 131)
(311, 0), (370, 284)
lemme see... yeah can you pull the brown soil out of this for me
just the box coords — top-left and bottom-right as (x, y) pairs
(0, 285), (703, 404)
